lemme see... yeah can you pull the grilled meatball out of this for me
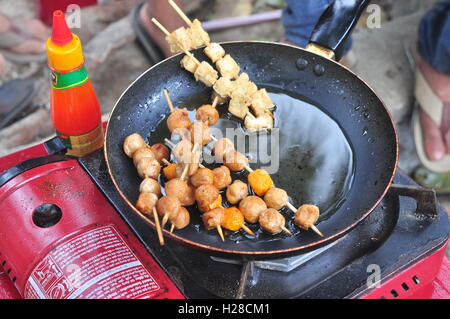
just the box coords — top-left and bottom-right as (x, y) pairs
(123, 133), (146, 157)
(195, 184), (220, 212)
(226, 180), (248, 205)
(189, 121), (212, 146)
(139, 178), (161, 197)
(169, 206), (190, 230)
(167, 109), (191, 133)
(190, 167), (214, 188)
(202, 207), (225, 230)
(151, 143), (170, 164)
(259, 208), (285, 234)
(264, 188), (288, 210)
(294, 204), (320, 230)
(176, 161), (199, 178)
(173, 139), (193, 163)
(196, 104), (219, 126)
(155, 196), (181, 220)
(133, 146), (156, 166)
(171, 127), (191, 143)
(213, 138), (235, 161)
(224, 151), (249, 172)
(135, 192), (158, 216)
(136, 158), (161, 179)
(212, 166), (232, 190)
(164, 178), (195, 206)
(239, 196), (267, 223)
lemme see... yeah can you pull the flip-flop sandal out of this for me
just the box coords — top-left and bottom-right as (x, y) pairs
(0, 78), (36, 130)
(0, 19), (47, 64)
(406, 39), (450, 173)
(130, 2), (165, 64)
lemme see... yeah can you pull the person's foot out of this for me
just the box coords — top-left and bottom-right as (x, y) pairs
(416, 56), (450, 161)
(139, 2), (174, 57)
(0, 15), (50, 55)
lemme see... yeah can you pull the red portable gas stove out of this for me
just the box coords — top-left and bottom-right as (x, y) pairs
(0, 136), (449, 299)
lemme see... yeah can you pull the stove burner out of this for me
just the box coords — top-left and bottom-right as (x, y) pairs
(78, 150), (450, 299)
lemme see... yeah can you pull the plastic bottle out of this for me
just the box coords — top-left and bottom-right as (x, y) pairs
(46, 10), (103, 157)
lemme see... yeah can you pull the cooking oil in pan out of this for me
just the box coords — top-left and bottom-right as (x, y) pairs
(148, 89), (354, 241)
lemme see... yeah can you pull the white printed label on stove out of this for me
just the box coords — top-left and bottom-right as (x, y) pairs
(24, 226), (160, 299)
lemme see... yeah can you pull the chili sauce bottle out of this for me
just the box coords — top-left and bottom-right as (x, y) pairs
(46, 10), (103, 156)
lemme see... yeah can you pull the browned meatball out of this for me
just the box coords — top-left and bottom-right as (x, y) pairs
(139, 178), (161, 197)
(136, 158), (161, 179)
(164, 178), (195, 206)
(190, 167), (214, 188)
(211, 90), (229, 105)
(294, 204), (320, 230)
(226, 180), (248, 204)
(133, 146), (156, 166)
(239, 196), (267, 223)
(264, 188), (288, 210)
(189, 121), (212, 146)
(169, 206), (190, 230)
(155, 196), (182, 223)
(202, 207), (225, 230)
(196, 104), (219, 126)
(173, 139), (193, 163)
(123, 133), (146, 157)
(151, 143), (170, 164)
(167, 109), (191, 133)
(212, 165), (232, 190)
(135, 192), (158, 216)
(258, 208), (286, 234)
(195, 184), (220, 212)
(224, 151), (248, 172)
(213, 138), (235, 161)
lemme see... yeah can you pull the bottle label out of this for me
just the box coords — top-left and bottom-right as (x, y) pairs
(51, 65), (89, 90)
(57, 124), (104, 157)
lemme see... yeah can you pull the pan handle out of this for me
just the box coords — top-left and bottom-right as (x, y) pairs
(307, 0), (371, 61)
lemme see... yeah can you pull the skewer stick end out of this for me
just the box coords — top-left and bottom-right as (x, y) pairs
(311, 225), (324, 237)
(241, 224), (256, 237)
(216, 225), (225, 242)
(281, 226), (293, 236)
(152, 207), (165, 246)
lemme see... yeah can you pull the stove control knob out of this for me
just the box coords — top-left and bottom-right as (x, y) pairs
(32, 204), (63, 228)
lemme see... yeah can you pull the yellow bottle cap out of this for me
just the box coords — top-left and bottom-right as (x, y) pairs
(46, 33), (84, 71)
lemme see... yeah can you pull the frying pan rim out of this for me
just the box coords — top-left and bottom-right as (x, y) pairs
(104, 40), (399, 256)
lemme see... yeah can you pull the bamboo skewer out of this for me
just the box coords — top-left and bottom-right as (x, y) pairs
(168, 0), (192, 26)
(152, 207), (165, 245)
(286, 202), (323, 237)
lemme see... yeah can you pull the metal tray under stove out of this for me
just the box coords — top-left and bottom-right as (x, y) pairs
(79, 149), (450, 299)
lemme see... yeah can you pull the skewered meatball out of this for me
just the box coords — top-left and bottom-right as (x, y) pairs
(136, 158), (161, 179)
(202, 207), (225, 230)
(167, 109), (191, 133)
(176, 161), (199, 178)
(213, 138), (235, 161)
(212, 166), (232, 190)
(171, 127), (191, 143)
(189, 121), (212, 146)
(222, 207), (244, 232)
(264, 188), (288, 210)
(164, 178), (195, 206)
(239, 196), (267, 223)
(155, 196), (182, 222)
(123, 133), (146, 157)
(259, 208), (285, 234)
(169, 206), (190, 230)
(226, 180), (248, 204)
(190, 167), (214, 188)
(196, 104), (219, 126)
(135, 192), (158, 216)
(133, 146), (156, 166)
(224, 151), (249, 172)
(139, 178), (161, 197)
(294, 204), (320, 230)
(151, 143), (170, 164)
(195, 184), (220, 212)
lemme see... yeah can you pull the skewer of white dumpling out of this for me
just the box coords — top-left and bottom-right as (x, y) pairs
(166, 0), (275, 131)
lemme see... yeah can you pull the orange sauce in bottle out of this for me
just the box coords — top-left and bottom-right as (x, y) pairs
(47, 10), (103, 156)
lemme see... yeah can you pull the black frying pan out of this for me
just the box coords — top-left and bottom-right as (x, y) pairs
(104, 0), (398, 259)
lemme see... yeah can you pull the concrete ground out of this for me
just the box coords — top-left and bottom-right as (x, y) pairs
(0, 1), (449, 225)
